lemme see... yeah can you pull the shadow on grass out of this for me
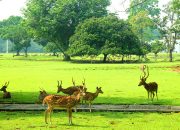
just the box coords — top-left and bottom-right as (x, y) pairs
(0, 92), (174, 106)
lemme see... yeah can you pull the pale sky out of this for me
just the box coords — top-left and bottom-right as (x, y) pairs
(0, 0), (170, 21)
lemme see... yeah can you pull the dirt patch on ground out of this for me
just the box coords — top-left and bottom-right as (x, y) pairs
(170, 65), (180, 73)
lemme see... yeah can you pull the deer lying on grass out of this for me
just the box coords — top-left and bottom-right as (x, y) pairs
(0, 81), (11, 99)
(43, 88), (85, 125)
(82, 87), (103, 112)
(37, 88), (49, 103)
(138, 65), (158, 101)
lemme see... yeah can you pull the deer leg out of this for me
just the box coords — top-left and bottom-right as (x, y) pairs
(70, 108), (73, 125)
(156, 91), (158, 100)
(147, 91), (149, 100)
(49, 107), (53, 124)
(150, 92), (153, 101)
(89, 101), (92, 112)
(152, 92), (155, 101)
(45, 108), (50, 124)
(67, 108), (73, 125)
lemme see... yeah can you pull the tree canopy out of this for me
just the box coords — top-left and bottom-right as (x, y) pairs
(68, 15), (141, 62)
(23, 0), (110, 60)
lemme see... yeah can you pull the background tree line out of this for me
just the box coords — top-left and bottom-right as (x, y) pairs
(0, 0), (179, 62)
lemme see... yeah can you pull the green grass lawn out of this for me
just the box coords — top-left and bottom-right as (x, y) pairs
(0, 111), (180, 130)
(0, 54), (179, 105)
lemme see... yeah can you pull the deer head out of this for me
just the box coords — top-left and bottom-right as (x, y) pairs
(138, 65), (149, 86)
(0, 81), (9, 92)
(96, 87), (103, 94)
(57, 80), (63, 93)
(39, 88), (48, 102)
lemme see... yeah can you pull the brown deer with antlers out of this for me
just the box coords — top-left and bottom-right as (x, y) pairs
(0, 81), (11, 99)
(138, 65), (158, 101)
(82, 87), (103, 112)
(43, 88), (85, 125)
(57, 78), (86, 95)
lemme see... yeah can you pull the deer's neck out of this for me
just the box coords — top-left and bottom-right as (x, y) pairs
(94, 91), (99, 98)
(2, 90), (7, 93)
(143, 82), (149, 90)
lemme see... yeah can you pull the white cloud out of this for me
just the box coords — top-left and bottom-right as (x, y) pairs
(0, 0), (26, 20)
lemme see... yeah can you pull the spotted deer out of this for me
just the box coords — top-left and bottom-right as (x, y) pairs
(0, 81), (11, 99)
(138, 65), (158, 101)
(82, 87), (103, 112)
(43, 88), (85, 125)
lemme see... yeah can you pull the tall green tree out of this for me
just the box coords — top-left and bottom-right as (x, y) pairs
(128, 0), (161, 57)
(68, 15), (141, 62)
(0, 16), (31, 56)
(23, 0), (110, 60)
(157, 0), (180, 62)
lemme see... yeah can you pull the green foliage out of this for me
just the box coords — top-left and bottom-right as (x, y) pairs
(23, 0), (110, 59)
(128, 11), (154, 42)
(128, 0), (161, 56)
(68, 15), (141, 62)
(0, 16), (32, 55)
(129, 0), (160, 18)
(151, 40), (166, 55)
(157, 0), (180, 62)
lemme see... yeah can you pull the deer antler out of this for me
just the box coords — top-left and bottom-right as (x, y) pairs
(140, 65), (147, 79)
(144, 65), (149, 79)
(82, 78), (86, 86)
(57, 80), (60, 86)
(72, 77), (76, 86)
(60, 80), (62, 85)
(4, 81), (9, 87)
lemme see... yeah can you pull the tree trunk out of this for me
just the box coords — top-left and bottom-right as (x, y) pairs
(63, 54), (71, 61)
(169, 49), (173, 62)
(16, 50), (20, 56)
(24, 47), (28, 57)
(121, 55), (124, 63)
(53, 52), (56, 56)
(103, 54), (108, 63)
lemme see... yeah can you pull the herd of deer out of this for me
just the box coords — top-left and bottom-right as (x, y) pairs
(0, 65), (158, 125)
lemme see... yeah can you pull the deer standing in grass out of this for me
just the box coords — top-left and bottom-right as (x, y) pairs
(0, 81), (11, 98)
(57, 79), (86, 112)
(82, 87), (103, 112)
(43, 88), (85, 125)
(138, 65), (158, 101)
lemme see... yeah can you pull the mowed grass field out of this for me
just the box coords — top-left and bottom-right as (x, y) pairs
(0, 54), (179, 105)
(0, 111), (180, 130)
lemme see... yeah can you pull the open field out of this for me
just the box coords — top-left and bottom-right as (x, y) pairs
(0, 111), (180, 130)
(0, 54), (180, 105)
